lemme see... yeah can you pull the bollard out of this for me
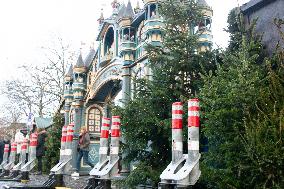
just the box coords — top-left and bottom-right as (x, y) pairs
(20, 139), (28, 170)
(186, 98), (201, 184)
(9, 142), (17, 167)
(59, 125), (67, 162)
(160, 102), (187, 186)
(86, 116), (121, 189)
(65, 122), (74, 170)
(160, 99), (201, 187)
(4, 142), (17, 171)
(172, 102), (183, 164)
(49, 123), (74, 176)
(110, 116), (121, 166)
(99, 118), (111, 164)
(20, 133), (38, 181)
(0, 144), (10, 171)
(87, 118), (111, 188)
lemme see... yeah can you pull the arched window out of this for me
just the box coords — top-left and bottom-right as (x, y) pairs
(87, 107), (102, 133)
(104, 27), (114, 56)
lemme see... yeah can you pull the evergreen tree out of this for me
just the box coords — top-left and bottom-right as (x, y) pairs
(114, 0), (217, 187)
(199, 17), (284, 189)
(42, 113), (64, 173)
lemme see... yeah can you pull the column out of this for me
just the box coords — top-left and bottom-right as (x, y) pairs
(71, 104), (83, 170)
(121, 66), (131, 107)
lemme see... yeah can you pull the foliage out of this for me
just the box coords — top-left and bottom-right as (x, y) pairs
(42, 113), (64, 173)
(199, 18), (284, 189)
(114, 0), (218, 187)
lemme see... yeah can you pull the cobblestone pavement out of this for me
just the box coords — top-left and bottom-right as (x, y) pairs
(0, 174), (90, 189)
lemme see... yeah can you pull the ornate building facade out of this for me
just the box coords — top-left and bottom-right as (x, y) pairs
(63, 0), (213, 171)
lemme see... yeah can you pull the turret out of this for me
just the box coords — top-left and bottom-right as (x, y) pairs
(196, 0), (213, 52)
(73, 54), (87, 101)
(143, 0), (164, 46)
(117, 1), (135, 66)
(64, 65), (74, 105)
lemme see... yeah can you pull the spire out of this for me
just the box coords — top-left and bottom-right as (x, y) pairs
(111, 0), (119, 9)
(98, 9), (104, 24)
(123, 0), (134, 18)
(134, 0), (140, 14)
(65, 64), (73, 77)
(75, 54), (84, 67)
(196, 0), (209, 7)
(117, 3), (126, 20)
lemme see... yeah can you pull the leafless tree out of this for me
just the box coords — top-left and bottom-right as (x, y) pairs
(1, 36), (75, 118)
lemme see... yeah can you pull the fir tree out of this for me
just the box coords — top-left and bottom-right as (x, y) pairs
(114, 0), (217, 187)
(42, 113), (64, 173)
(199, 17), (284, 189)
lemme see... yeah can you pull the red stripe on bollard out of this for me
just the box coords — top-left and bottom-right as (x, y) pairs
(172, 102), (183, 129)
(66, 124), (74, 142)
(188, 116), (200, 127)
(188, 107), (200, 111)
(61, 125), (67, 142)
(30, 133), (38, 146)
(112, 122), (121, 126)
(11, 144), (17, 152)
(101, 130), (109, 138)
(172, 110), (183, 114)
(188, 99), (200, 127)
(111, 129), (120, 137)
(172, 119), (183, 129)
(4, 144), (9, 152)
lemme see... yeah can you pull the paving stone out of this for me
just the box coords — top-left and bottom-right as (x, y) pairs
(0, 174), (90, 189)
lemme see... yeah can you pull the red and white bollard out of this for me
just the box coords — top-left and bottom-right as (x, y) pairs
(99, 118), (111, 163)
(89, 118), (111, 177)
(10, 142), (17, 165)
(110, 116), (121, 165)
(29, 132), (38, 158)
(65, 123), (74, 158)
(0, 144), (10, 170)
(20, 139), (28, 169)
(59, 125), (68, 161)
(160, 99), (201, 187)
(172, 102), (184, 164)
(5, 142), (17, 170)
(188, 99), (200, 161)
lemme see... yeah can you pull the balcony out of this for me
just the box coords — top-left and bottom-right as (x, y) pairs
(100, 51), (113, 68)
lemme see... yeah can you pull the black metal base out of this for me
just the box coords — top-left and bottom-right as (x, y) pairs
(0, 170), (10, 178)
(83, 178), (111, 189)
(2, 173), (65, 189)
(0, 170), (23, 182)
(159, 183), (192, 189)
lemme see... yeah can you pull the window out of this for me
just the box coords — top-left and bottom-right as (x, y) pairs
(87, 107), (102, 133)
(70, 109), (75, 124)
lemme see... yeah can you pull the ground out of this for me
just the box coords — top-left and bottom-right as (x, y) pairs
(0, 174), (89, 189)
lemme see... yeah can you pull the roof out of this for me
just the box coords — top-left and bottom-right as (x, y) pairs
(34, 117), (53, 129)
(75, 54), (84, 67)
(197, 0), (209, 7)
(65, 64), (73, 77)
(117, 4), (126, 20)
(123, 1), (134, 18)
(241, 0), (276, 14)
(84, 48), (96, 68)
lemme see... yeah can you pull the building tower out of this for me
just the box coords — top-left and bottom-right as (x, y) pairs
(71, 54), (87, 168)
(196, 0), (213, 52)
(63, 65), (74, 126)
(117, 1), (135, 105)
(143, 0), (163, 46)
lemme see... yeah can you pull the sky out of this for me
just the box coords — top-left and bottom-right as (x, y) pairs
(0, 0), (250, 117)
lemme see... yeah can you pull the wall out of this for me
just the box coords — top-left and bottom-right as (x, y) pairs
(242, 0), (284, 54)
